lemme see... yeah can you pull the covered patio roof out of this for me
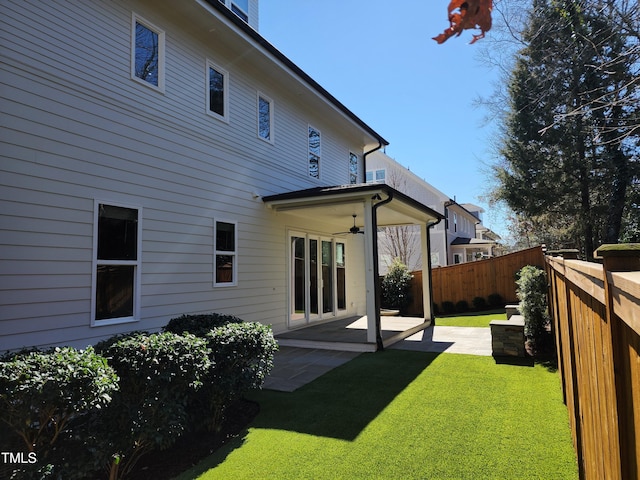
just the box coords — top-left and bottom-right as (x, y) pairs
(263, 184), (444, 351)
(262, 183), (444, 227)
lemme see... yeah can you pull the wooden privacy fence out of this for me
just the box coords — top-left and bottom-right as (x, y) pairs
(409, 246), (545, 316)
(546, 245), (640, 480)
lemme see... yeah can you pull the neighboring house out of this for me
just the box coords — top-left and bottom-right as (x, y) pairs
(0, 0), (442, 352)
(446, 202), (501, 264)
(366, 151), (449, 271)
(366, 152), (501, 268)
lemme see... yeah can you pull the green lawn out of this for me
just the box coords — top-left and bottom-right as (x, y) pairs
(435, 309), (508, 327)
(177, 350), (578, 480)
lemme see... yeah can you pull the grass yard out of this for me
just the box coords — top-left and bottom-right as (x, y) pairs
(177, 350), (578, 480)
(435, 309), (508, 328)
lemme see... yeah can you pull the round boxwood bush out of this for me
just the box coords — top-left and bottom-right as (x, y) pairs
(163, 312), (243, 337)
(488, 293), (504, 308)
(0, 346), (118, 478)
(94, 331), (211, 477)
(441, 301), (455, 314)
(455, 300), (469, 313)
(195, 322), (278, 431)
(472, 296), (487, 310)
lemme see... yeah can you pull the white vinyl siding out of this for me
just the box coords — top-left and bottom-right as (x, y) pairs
(0, 0), (372, 351)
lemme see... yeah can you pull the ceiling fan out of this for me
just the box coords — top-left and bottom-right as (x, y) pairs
(334, 214), (365, 235)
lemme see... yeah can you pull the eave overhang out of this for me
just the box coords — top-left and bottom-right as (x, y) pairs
(263, 184), (444, 228)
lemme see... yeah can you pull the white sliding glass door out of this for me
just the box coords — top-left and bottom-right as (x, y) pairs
(289, 232), (347, 327)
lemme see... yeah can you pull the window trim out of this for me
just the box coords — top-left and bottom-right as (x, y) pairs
(257, 92), (274, 144)
(91, 200), (142, 327)
(349, 151), (359, 184)
(131, 13), (165, 92)
(308, 124), (321, 180)
(206, 59), (229, 123)
(213, 218), (238, 287)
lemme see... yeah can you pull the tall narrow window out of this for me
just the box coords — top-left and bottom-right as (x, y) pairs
(214, 220), (237, 286)
(308, 125), (321, 179)
(207, 60), (228, 121)
(349, 152), (359, 184)
(93, 203), (141, 324)
(258, 93), (273, 143)
(132, 14), (164, 90)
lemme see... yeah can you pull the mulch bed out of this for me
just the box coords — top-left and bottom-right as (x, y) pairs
(129, 398), (260, 479)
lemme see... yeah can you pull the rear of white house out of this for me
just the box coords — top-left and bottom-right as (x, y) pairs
(0, 0), (441, 352)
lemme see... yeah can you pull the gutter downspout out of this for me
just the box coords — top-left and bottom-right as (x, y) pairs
(363, 141), (384, 182)
(371, 190), (393, 351)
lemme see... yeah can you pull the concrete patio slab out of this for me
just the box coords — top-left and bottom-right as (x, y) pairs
(263, 325), (493, 392)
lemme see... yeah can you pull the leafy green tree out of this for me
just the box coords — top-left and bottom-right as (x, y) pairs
(487, 0), (639, 256)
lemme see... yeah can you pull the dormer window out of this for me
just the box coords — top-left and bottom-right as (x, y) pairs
(218, 0), (249, 23)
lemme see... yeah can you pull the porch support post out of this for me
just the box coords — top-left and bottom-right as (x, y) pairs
(362, 197), (377, 344)
(420, 223), (433, 321)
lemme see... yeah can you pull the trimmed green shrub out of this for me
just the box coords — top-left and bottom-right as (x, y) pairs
(163, 312), (243, 337)
(0, 346), (118, 479)
(94, 331), (211, 478)
(455, 300), (469, 313)
(381, 259), (413, 313)
(472, 296), (487, 310)
(441, 301), (456, 314)
(516, 265), (551, 350)
(195, 322), (278, 431)
(488, 293), (504, 307)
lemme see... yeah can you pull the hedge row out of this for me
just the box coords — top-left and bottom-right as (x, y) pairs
(0, 314), (278, 480)
(435, 293), (504, 315)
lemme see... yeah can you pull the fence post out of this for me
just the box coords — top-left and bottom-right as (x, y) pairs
(594, 244), (640, 480)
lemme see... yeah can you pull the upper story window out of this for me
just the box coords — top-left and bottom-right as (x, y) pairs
(257, 93), (273, 143)
(92, 202), (141, 325)
(365, 169), (385, 184)
(214, 219), (237, 286)
(349, 152), (359, 184)
(207, 60), (229, 122)
(218, 0), (249, 23)
(131, 14), (164, 91)
(308, 125), (321, 179)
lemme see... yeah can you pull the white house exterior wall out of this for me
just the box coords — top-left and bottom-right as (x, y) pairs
(0, 0), (371, 350)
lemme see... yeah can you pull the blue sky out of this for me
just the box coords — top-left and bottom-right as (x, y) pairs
(259, 1), (508, 238)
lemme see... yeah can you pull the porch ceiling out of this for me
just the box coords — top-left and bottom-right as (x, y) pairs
(263, 184), (444, 229)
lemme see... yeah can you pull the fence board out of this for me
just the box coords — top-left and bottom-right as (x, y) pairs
(545, 248), (640, 480)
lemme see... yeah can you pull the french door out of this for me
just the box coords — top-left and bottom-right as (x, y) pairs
(290, 233), (346, 327)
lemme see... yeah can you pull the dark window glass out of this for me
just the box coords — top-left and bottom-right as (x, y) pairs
(98, 204), (138, 260)
(209, 67), (225, 116)
(135, 22), (159, 86)
(96, 265), (134, 320)
(216, 222), (235, 251)
(349, 153), (358, 184)
(215, 255), (233, 283)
